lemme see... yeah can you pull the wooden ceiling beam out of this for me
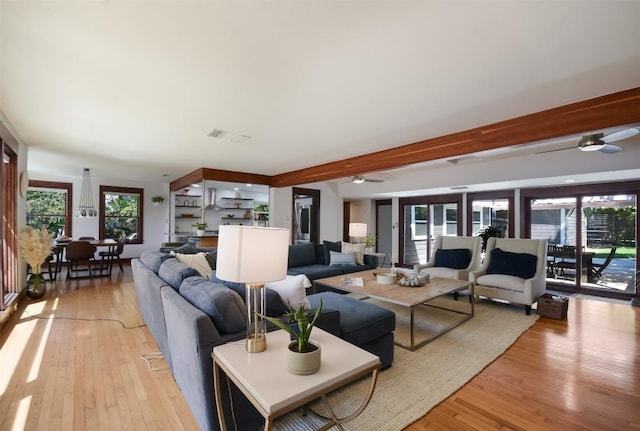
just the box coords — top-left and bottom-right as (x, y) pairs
(271, 87), (640, 187)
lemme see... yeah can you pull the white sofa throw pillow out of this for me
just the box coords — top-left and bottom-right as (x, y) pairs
(342, 241), (365, 265)
(265, 274), (311, 309)
(171, 251), (212, 280)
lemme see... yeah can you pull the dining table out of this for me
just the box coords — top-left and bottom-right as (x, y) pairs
(547, 245), (596, 283)
(52, 238), (118, 279)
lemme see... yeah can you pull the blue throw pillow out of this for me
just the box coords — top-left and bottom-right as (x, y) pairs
(487, 248), (537, 279)
(433, 248), (472, 269)
(288, 243), (317, 268)
(210, 271), (288, 317)
(179, 277), (246, 334)
(323, 240), (342, 265)
(329, 250), (356, 266)
(158, 258), (200, 290)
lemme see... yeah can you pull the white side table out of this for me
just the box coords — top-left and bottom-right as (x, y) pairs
(212, 328), (380, 431)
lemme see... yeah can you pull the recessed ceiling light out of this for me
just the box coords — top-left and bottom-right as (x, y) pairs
(207, 129), (227, 138)
(450, 185), (469, 190)
(231, 134), (251, 143)
(246, 183), (252, 187)
(565, 179), (576, 183)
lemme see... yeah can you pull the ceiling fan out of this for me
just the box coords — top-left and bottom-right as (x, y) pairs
(346, 175), (384, 184)
(536, 127), (639, 155)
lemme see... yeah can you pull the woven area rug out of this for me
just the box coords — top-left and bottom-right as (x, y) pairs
(276, 295), (538, 431)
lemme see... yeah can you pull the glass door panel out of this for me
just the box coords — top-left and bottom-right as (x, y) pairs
(401, 201), (459, 267)
(530, 197), (579, 285)
(471, 199), (510, 235)
(581, 195), (637, 295)
(403, 204), (428, 266)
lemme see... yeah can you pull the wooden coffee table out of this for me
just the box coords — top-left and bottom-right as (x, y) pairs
(212, 328), (380, 431)
(315, 269), (474, 351)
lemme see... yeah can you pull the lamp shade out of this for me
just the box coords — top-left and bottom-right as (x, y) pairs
(348, 222), (367, 239)
(216, 225), (290, 283)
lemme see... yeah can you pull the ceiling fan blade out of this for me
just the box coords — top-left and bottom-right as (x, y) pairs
(598, 144), (623, 154)
(364, 178), (384, 183)
(601, 127), (639, 143)
(535, 146), (575, 155)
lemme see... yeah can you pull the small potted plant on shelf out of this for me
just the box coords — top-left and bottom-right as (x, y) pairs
(259, 300), (323, 375)
(193, 222), (207, 236)
(151, 195), (165, 206)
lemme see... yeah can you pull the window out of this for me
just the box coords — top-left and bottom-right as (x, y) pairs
(26, 181), (72, 237)
(99, 186), (143, 244)
(445, 207), (458, 235)
(411, 205), (428, 240)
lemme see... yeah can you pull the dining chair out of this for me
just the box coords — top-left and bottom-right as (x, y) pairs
(98, 237), (127, 274)
(65, 241), (97, 279)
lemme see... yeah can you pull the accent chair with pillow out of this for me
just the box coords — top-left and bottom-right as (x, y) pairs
(414, 235), (482, 283)
(470, 237), (548, 315)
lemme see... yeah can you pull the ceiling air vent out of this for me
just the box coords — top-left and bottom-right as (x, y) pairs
(207, 129), (227, 138)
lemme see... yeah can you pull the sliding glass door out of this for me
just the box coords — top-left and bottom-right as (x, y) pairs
(524, 183), (638, 300)
(399, 195), (462, 267)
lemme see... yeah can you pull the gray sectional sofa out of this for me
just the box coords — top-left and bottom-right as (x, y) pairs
(132, 247), (395, 431)
(287, 241), (377, 283)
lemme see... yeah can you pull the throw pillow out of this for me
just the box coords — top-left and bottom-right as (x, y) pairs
(179, 277), (246, 334)
(342, 241), (365, 265)
(210, 271), (288, 317)
(171, 251), (212, 279)
(204, 251), (217, 270)
(433, 248), (472, 269)
(323, 240), (342, 265)
(265, 274), (312, 309)
(329, 250), (356, 266)
(487, 248), (538, 279)
(158, 258), (200, 290)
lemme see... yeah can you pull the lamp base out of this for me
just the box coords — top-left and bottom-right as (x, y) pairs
(246, 333), (267, 353)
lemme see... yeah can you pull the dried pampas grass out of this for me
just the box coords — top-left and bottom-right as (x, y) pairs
(19, 226), (54, 274)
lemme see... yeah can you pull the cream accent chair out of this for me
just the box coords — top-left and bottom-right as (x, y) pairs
(414, 236), (482, 300)
(470, 237), (548, 315)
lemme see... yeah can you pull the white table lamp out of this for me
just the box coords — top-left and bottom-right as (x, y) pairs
(348, 222), (367, 244)
(216, 225), (290, 353)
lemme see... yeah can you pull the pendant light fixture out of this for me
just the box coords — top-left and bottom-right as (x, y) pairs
(75, 168), (98, 218)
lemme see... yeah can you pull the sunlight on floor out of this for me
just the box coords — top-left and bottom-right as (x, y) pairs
(13, 395), (32, 431)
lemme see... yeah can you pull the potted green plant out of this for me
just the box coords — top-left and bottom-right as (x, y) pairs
(364, 233), (376, 253)
(260, 300), (323, 375)
(193, 222), (207, 236)
(151, 195), (165, 206)
(478, 225), (506, 253)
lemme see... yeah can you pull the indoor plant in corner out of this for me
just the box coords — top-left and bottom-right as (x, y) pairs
(260, 300), (323, 375)
(19, 226), (54, 299)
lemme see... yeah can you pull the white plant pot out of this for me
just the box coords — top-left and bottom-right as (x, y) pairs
(196, 229), (205, 236)
(287, 341), (321, 375)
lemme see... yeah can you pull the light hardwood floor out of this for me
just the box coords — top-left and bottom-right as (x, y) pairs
(1, 268), (638, 430)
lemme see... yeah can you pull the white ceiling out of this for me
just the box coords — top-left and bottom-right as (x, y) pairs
(2, 1), (640, 189)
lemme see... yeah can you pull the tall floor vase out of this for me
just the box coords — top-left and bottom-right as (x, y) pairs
(27, 272), (47, 299)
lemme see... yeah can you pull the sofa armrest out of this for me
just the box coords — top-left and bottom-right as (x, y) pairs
(469, 269), (487, 283)
(414, 262), (435, 273)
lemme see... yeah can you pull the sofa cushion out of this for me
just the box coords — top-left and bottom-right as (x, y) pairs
(323, 240), (342, 265)
(342, 241), (365, 265)
(159, 258), (200, 290)
(309, 292), (396, 346)
(419, 266), (460, 279)
(172, 243), (199, 254)
(288, 243), (317, 268)
(210, 271), (288, 317)
(179, 277), (246, 334)
(433, 248), (472, 269)
(487, 248), (537, 279)
(476, 274), (526, 293)
(329, 251), (356, 266)
(172, 251), (212, 279)
(265, 274), (311, 309)
(287, 264), (344, 281)
(140, 250), (170, 273)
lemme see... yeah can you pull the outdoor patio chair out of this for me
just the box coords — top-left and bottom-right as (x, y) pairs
(590, 247), (617, 281)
